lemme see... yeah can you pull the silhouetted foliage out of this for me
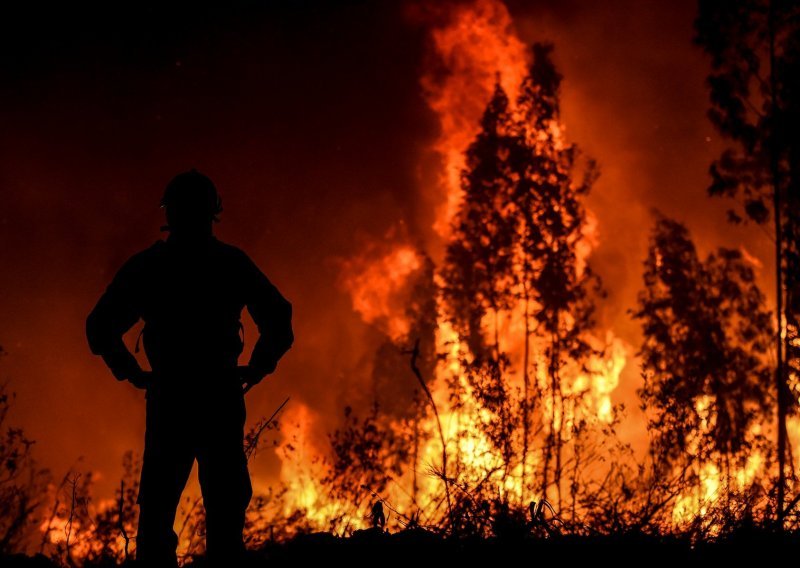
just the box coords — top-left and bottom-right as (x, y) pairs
(84, 453), (139, 563)
(0, 378), (49, 555)
(695, 0), (800, 514)
(634, 217), (772, 488)
(325, 404), (412, 504)
(694, 0), (800, 227)
(441, 83), (518, 358)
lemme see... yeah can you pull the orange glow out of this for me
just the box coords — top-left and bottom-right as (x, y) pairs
(419, 0), (528, 239)
(3, 0), (790, 550)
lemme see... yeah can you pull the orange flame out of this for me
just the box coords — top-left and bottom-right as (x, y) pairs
(419, 0), (528, 238)
(338, 238), (423, 341)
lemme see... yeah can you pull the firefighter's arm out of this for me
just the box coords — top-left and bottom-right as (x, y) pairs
(86, 258), (144, 382)
(242, 255), (294, 383)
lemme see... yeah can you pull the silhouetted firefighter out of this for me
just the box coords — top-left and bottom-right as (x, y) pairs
(86, 170), (293, 566)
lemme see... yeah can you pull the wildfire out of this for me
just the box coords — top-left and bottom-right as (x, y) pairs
(272, 0), (774, 536)
(11, 0), (794, 558)
(273, 0), (631, 528)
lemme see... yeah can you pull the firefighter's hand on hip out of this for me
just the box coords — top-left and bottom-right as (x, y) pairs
(238, 365), (264, 394)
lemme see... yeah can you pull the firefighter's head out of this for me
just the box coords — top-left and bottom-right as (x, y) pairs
(161, 169), (222, 235)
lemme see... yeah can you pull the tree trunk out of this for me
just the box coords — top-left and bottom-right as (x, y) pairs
(413, 396), (419, 507)
(522, 278), (531, 501)
(768, 0), (788, 525)
(550, 326), (564, 512)
(542, 429), (551, 501)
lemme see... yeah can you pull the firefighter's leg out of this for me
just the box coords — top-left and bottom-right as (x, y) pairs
(136, 398), (195, 567)
(196, 394), (252, 565)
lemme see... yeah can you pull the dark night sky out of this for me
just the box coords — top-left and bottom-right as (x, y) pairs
(0, 0), (772, 500)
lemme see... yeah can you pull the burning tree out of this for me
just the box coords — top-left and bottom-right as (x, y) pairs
(439, 41), (607, 520)
(440, 80), (520, 505)
(634, 216), (773, 526)
(511, 43), (601, 509)
(441, 82), (518, 359)
(310, 40), (617, 537)
(695, 0), (800, 519)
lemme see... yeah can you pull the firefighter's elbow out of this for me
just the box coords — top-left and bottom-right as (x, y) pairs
(86, 315), (100, 354)
(283, 302), (294, 349)
(285, 327), (295, 351)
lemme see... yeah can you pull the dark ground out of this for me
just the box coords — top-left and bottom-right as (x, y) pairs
(2, 527), (791, 567)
